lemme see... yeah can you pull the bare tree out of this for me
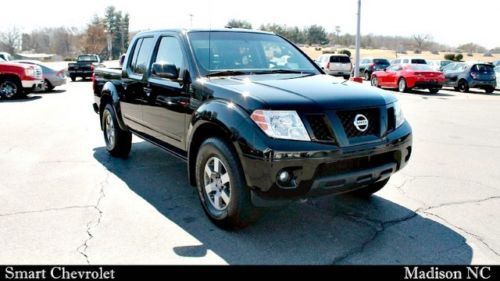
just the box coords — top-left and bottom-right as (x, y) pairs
(81, 17), (107, 55)
(413, 34), (432, 51)
(0, 26), (22, 55)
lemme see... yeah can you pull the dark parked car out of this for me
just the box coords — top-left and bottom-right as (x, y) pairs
(68, 54), (101, 82)
(93, 29), (412, 228)
(442, 62), (497, 93)
(358, 58), (390, 80)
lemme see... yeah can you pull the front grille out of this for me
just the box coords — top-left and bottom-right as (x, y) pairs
(337, 108), (380, 138)
(306, 115), (336, 143)
(316, 152), (396, 178)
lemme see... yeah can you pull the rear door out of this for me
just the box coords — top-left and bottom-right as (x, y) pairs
(142, 34), (192, 149)
(120, 36), (156, 131)
(471, 64), (495, 81)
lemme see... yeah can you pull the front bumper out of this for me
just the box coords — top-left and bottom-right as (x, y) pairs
(22, 80), (44, 91)
(241, 122), (412, 206)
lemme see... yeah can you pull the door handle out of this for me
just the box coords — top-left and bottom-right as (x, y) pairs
(143, 87), (152, 96)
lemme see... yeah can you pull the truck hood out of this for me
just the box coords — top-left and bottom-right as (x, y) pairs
(206, 74), (397, 111)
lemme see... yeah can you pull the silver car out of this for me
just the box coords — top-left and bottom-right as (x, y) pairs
(14, 60), (66, 91)
(495, 66), (500, 90)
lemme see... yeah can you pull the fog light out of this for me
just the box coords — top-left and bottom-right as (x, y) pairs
(278, 170), (291, 183)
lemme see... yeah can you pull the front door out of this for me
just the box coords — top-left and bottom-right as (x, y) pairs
(143, 35), (191, 150)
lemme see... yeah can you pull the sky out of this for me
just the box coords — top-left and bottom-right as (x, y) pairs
(1, 0), (499, 49)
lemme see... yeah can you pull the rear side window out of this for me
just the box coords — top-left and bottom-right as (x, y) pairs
(330, 56), (350, 63)
(131, 37), (155, 75)
(411, 59), (427, 64)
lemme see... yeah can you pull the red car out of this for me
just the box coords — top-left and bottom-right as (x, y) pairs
(0, 61), (44, 99)
(371, 64), (445, 94)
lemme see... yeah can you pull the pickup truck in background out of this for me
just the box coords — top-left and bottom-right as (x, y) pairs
(93, 29), (412, 229)
(68, 54), (102, 82)
(0, 61), (43, 99)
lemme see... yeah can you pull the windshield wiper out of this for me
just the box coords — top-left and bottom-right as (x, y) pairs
(206, 70), (250, 77)
(253, 69), (315, 75)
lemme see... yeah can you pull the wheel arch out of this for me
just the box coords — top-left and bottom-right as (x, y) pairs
(99, 81), (127, 131)
(186, 100), (262, 187)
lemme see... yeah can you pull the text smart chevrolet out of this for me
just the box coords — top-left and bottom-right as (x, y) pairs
(93, 29), (412, 229)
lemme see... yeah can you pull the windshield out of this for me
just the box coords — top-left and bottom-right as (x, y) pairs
(472, 64), (494, 74)
(373, 59), (389, 65)
(188, 31), (319, 76)
(77, 55), (99, 62)
(411, 59), (427, 64)
(408, 64), (433, 71)
(330, 56), (350, 63)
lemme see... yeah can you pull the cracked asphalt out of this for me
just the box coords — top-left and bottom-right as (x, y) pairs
(1, 79), (499, 264)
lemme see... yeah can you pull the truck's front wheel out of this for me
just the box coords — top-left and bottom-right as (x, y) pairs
(195, 138), (260, 229)
(102, 104), (132, 158)
(0, 78), (23, 99)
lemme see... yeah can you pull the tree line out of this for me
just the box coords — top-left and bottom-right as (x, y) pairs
(0, 6), (129, 60)
(1, 15), (499, 60)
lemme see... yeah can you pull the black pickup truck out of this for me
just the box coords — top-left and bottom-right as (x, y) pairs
(93, 29), (412, 229)
(68, 54), (101, 82)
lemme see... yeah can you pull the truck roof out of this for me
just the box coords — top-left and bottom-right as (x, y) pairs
(135, 28), (274, 37)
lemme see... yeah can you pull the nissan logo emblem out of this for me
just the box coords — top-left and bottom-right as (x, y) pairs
(353, 114), (369, 132)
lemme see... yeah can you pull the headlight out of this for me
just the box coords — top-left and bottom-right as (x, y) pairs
(25, 66), (36, 77)
(251, 110), (310, 141)
(393, 101), (405, 128)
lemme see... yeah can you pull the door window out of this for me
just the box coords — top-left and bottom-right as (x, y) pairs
(131, 37), (155, 75)
(153, 36), (186, 78)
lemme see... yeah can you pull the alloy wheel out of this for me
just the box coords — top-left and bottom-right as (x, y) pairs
(203, 157), (231, 211)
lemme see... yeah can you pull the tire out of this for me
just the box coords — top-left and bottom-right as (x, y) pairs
(195, 137), (260, 229)
(350, 178), (390, 198)
(102, 104), (132, 158)
(44, 79), (54, 92)
(364, 71), (371, 81)
(371, 76), (380, 88)
(398, 78), (409, 93)
(0, 77), (23, 99)
(343, 75), (350, 80)
(70, 75), (76, 82)
(484, 86), (495, 94)
(429, 88), (440, 94)
(458, 80), (469, 93)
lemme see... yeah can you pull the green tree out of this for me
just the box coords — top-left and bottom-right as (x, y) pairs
(226, 19), (252, 29)
(103, 6), (130, 59)
(305, 25), (329, 45)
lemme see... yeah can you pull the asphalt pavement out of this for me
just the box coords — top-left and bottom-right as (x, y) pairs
(0, 79), (499, 264)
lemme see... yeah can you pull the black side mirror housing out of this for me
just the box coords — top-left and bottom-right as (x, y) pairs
(152, 62), (179, 80)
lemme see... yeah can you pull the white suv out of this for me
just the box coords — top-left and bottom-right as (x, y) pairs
(315, 54), (352, 79)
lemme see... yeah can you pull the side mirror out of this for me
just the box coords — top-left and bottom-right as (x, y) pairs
(383, 68), (387, 72)
(152, 62), (179, 80)
(119, 54), (126, 67)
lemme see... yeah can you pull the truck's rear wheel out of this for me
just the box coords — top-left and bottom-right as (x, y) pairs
(70, 75), (76, 82)
(195, 137), (260, 229)
(102, 104), (132, 158)
(0, 78), (23, 99)
(350, 178), (390, 198)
